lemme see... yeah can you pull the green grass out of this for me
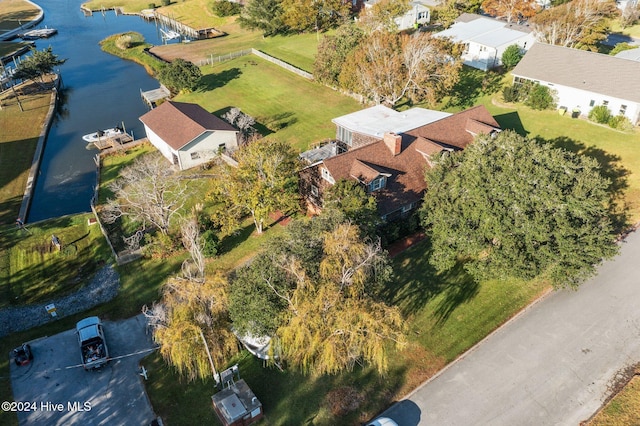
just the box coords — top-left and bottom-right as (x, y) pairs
(99, 32), (163, 75)
(0, 0), (41, 33)
(0, 86), (52, 225)
(177, 55), (360, 152)
(589, 369), (640, 426)
(0, 214), (112, 308)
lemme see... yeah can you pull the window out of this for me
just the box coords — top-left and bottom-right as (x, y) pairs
(311, 185), (319, 197)
(589, 100), (595, 107)
(602, 100), (609, 106)
(369, 177), (386, 192)
(418, 11), (427, 20)
(337, 127), (353, 146)
(190, 152), (201, 160)
(321, 167), (335, 184)
(620, 105), (627, 115)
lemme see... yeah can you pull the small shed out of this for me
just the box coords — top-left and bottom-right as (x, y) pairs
(211, 379), (263, 426)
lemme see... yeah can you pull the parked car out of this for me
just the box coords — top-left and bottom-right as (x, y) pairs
(12, 344), (33, 366)
(76, 317), (109, 370)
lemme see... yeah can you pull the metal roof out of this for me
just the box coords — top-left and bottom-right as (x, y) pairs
(332, 105), (451, 138)
(436, 14), (531, 48)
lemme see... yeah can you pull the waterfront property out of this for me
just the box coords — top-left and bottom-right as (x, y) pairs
(139, 100), (239, 170)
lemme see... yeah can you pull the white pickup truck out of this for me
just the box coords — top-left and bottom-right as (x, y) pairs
(76, 317), (109, 370)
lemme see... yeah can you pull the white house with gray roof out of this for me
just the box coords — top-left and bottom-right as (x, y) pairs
(435, 13), (535, 71)
(512, 43), (640, 125)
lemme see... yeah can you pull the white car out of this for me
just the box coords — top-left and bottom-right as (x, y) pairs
(366, 417), (399, 426)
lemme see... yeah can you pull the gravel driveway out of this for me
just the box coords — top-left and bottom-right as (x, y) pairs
(9, 314), (158, 426)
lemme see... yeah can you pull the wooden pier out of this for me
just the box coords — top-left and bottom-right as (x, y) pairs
(141, 85), (170, 108)
(91, 133), (134, 150)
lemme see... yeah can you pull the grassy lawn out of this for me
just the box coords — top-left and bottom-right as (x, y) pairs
(589, 367), (640, 426)
(177, 55), (360, 152)
(0, 84), (52, 225)
(0, 213), (112, 308)
(608, 20), (640, 38)
(0, 0), (41, 32)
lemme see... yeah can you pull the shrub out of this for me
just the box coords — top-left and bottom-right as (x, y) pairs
(148, 3), (156, 8)
(524, 84), (555, 110)
(502, 85), (520, 103)
(501, 44), (523, 69)
(143, 232), (180, 259)
(608, 114), (633, 131)
(588, 105), (612, 124)
(212, 0), (241, 17)
(161, 0), (170, 6)
(201, 229), (219, 257)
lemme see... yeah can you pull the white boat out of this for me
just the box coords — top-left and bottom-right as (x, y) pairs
(82, 127), (124, 143)
(21, 28), (58, 40)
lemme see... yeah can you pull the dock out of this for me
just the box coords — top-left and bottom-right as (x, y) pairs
(91, 133), (134, 150)
(141, 85), (170, 108)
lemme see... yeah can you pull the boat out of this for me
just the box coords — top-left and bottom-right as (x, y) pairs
(82, 127), (125, 143)
(21, 28), (58, 40)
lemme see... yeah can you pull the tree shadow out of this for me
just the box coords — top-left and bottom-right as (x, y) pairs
(540, 136), (631, 233)
(445, 66), (505, 109)
(432, 263), (479, 326)
(218, 222), (255, 254)
(211, 106), (274, 138)
(262, 111), (298, 132)
(198, 67), (242, 91)
(493, 111), (528, 136)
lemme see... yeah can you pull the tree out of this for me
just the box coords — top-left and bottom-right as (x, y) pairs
(146, 273), (238, 382)
(340, 31), (461, 107)
(238, 0), (287, 36)
(158, 58), (202, 94)
(212, 0), (242, 17)
(621, 0), (640, 27)
(530, 0), (618, 49)
(420, 131), (619, 288)
(12, 47), (66, 88)
(313, 24), (364, 87)
(229, 218), (405, 375)
(102, 153), (188, 236)
(524, 83), (554, 110)
(281, 0), (351, 33)
(211, 138), (300, 234)
(501, 44), (524, 69)
(359, 0), (411, 32)
(481, 0), (538, 23)
(432, 0), (483, 28)
(610, 42), (637, 56)
(222, 107), (256, 143)
(323, 179), (380, 236)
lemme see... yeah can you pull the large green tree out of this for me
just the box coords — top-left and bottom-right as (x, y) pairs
(158, 58), (202, 94)
(238, 0), (287, 36)
(13, 46), (66, 88)
(211, 138), (300, 234)
(323, 179), (380, 237)
(420, 131), (619, 288)
(313, 24), (364, 87)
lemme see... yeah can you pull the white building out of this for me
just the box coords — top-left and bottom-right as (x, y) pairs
(362, 0), (439, 31)
(139, 101), (239, 170)
(435, 13), (535, 71)
(511, 43), (640, 125)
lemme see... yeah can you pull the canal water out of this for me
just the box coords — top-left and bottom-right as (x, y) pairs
(26, 0), (175, 222)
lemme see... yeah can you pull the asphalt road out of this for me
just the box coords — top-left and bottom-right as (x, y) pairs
(10, 315), (158, 426)
(381, 229), (640, 425)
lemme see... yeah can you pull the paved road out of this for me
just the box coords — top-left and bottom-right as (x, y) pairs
(381, 230), (640, 425)
(10, 315), (158, 426)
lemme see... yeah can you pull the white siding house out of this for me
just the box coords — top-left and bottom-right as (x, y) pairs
(512, 43), (640, 125)
(435, 13), (535, 71)
(139, 101), (239, 170)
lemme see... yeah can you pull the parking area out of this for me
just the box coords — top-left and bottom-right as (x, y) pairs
(10, 315), (158, 425)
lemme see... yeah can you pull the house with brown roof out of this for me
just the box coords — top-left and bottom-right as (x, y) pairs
(139, 101), (239, 170)
(300, 105), (500, 220)
(511, 43), (640, 124)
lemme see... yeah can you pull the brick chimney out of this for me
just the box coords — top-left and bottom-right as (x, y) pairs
(383, 132), (402, 156)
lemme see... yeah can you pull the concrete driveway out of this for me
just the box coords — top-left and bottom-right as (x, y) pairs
(380, 229), (640, 425)
(10, 315), (158, 426)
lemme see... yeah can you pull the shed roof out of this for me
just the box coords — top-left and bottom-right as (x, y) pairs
(436, 13), (531, 48)
(614, 47), (640, 62)
(511, 43), (640, 104)
(139, 101), (237, 150)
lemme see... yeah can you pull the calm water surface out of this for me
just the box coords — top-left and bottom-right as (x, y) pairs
(27, 0), (174, 222)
